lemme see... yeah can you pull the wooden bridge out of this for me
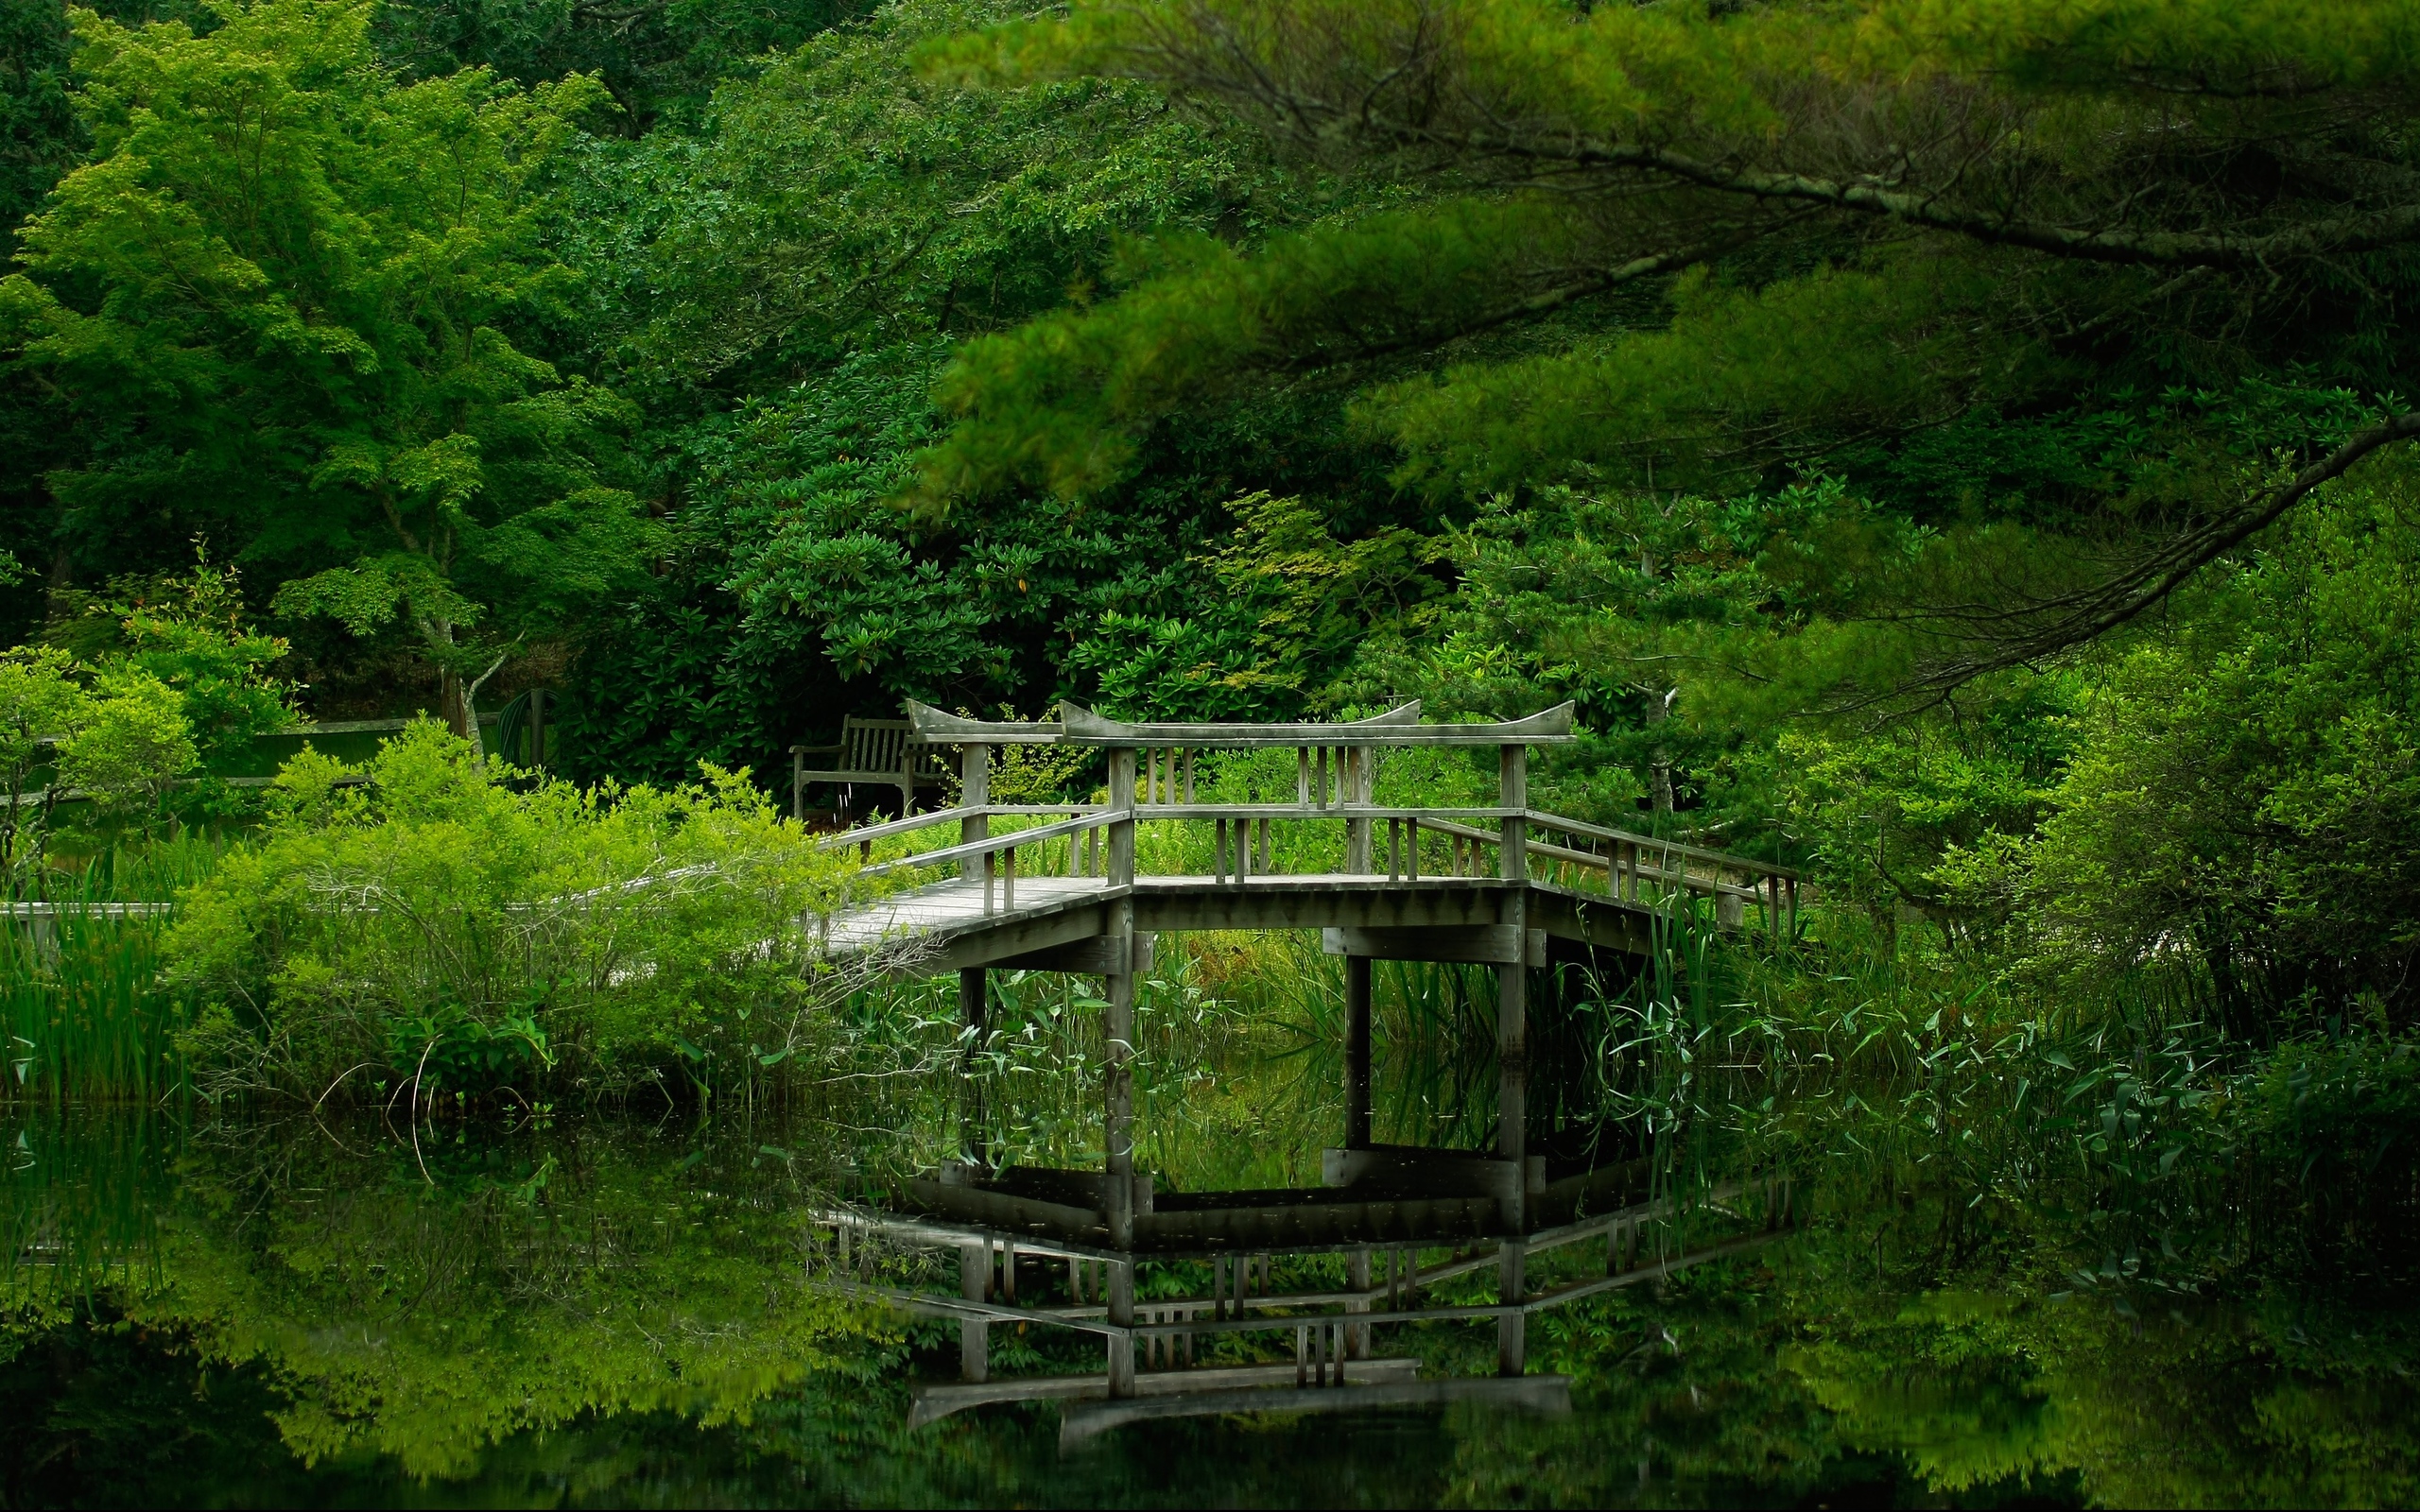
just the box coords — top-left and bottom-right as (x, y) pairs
(809, 701), (1801, 1414)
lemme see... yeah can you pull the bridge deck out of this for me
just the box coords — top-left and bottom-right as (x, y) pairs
(824, 872), (1663, 971)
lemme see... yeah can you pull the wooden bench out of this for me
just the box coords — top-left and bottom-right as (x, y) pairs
(790, 716), (949, 822)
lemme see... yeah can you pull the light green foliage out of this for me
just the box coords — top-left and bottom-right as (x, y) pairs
(86, 553), (299, 771)
(371, 0), (873, 134)
(54, 669), (195, 818)
(1072, 492), (1446, 717)
(914, 199), (1597, 505)
(1980, 474), (2420, 1023)
(1772, 680), (2074, 945)
(165, 721), (859, 1097)
(0, 0), (657, 702)
(589, 0), (1261, 387)
(0, 647), (92, 888)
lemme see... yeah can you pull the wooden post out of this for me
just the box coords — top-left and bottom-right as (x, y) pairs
(1345, 954), (1373, 1149)
(1107, 747), (1136, 890)
(1498, 742), (1530, 1195)
(1345, 747), (1373, 873)
(791, 746), (805, 824)
(960, 745), (989, 881)
(959, 967), (986, 1166)
(1107, 1259), (1135, 1398)
(1347, 1247), (1372, 1359)
(959, 1241), (989, 1383)
(1498, 1240), (1527, 1376)
(1500, 744), (1528, 885)
(1103, 742), (1139, 1380)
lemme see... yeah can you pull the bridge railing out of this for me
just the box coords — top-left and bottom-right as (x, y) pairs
(810, 702), (1796, 938)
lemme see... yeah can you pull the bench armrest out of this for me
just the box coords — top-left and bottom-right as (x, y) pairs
(789, 742), (845, 756)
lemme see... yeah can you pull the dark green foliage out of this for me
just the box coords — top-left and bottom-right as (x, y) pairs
(372, 0), (876, 134)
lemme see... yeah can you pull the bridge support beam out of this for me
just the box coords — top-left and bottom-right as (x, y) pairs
(958, 967), (986, 1167)
(1344, 954), (1373, 1149)
(1497, 739), (1529, 1379)
(959, 1241), (989, 1383)
(1107, 1258), (1136, 1398)
(959, 745), (989, 879)
(1497, 1241), (1528, 1377)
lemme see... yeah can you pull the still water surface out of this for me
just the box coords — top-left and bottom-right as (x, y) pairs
(6, 1020), (2416, 1506)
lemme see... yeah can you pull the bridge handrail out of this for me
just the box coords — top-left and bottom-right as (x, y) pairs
(1415, 818), (1769, 900)
(817, 799), (1791, 894)
(1056, 700), (1573, 748)
(1522, 811), (1798, 883)
(818, 801), (1789, 868)
(818, 802), (1098, 851)
(852, 811), (1113, 879)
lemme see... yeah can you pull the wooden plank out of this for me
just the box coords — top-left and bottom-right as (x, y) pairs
(945, 1164), (1154, 1213)
(911, 1358), (1426, 1428)
(1069, 696), (1578, 745)
(1059, 700), (1579, 748)
(856, 812), (1107, 877)
(1527, 889), (1657, 956)
(1131, 803), (1517, 820)
(1133, 1194), (1504, 1250)
(1320, 1146), (1530, 1201)
(1059, 699), (1422, 747)
(1320, 924), (1546, 966)
(904, 700), (1068, 744)
(1132, 878), (1512, 935)
(986, 932), (1155, 975)
(1058, 1375), (1571, 1445)
(903, 1178), (1112, 1242)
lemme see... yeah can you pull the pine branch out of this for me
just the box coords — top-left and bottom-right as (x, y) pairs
(1869, 408), (2420, 702)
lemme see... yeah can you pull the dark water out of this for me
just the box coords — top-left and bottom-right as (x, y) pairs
(4, 1097), (2415, 1508)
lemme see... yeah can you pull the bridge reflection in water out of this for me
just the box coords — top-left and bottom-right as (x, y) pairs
(809, 700), (1802, 1441)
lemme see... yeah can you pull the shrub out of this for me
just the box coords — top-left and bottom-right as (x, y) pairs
(166, 722), (859, 1101)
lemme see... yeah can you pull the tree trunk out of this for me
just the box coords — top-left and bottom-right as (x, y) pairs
(458, 645), (512, 765)
(1644, 685), (1677, 817)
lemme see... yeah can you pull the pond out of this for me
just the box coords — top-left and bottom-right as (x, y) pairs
(7, 962), (2418, 1508)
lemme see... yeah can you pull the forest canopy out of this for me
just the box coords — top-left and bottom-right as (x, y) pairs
(4, 0), (2419, 1034)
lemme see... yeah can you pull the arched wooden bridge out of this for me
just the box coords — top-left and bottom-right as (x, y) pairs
(806, 701), (1801, 1414)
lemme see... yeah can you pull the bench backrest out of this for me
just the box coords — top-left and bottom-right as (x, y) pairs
(843, 718), (947, 778)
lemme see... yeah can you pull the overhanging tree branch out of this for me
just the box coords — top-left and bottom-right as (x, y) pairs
(1879, 407), (2420, 698)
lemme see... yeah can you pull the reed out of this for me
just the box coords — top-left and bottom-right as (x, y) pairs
(2, 838), (226, 1105)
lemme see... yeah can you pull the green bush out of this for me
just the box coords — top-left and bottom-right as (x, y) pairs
(165, 722), (859, 1101)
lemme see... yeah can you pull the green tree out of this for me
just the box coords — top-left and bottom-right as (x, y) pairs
(0, 646), (90, 891)
(913, 0), (2420, 696)
(0, 0), (658, 745)
(372, 0), (876, 134)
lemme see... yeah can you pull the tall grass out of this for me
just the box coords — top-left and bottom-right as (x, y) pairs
(3, 837), (225, 1105)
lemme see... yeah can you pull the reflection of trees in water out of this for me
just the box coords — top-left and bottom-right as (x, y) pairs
(4, 1028), (2417, 1503)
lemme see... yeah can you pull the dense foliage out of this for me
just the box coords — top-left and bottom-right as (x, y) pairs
(4, 0), (2420, 1063)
